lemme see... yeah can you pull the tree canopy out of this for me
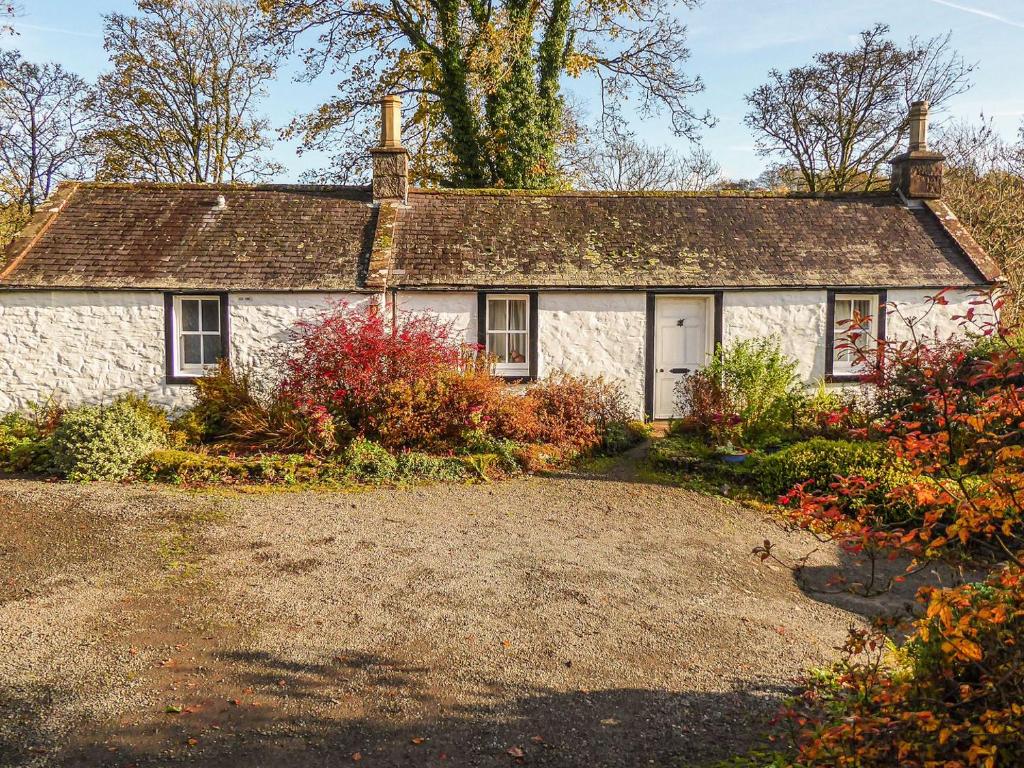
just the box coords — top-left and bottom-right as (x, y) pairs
(90, 0), (281, 183)
(567, 119), (720, 191)
(0, 49), (93, 214)
(261, 0), (711, 188)
(744, 24), (973, 193)
(935, 118), (1024, 311)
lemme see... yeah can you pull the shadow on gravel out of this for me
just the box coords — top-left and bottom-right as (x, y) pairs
(0, 682), (62, 766)
(49, 649), (789, 768)
(794, 549), (978, 633)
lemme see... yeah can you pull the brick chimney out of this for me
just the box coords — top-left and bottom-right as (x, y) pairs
(370, 95), (409, 204)
(889, 100), (944, 199)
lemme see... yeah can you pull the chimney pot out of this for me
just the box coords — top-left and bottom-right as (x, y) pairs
(370, 95), (409, 204)
(909, 100), (929, 152)
(890, 100), (944, 200)
(380, 94), (403, 149)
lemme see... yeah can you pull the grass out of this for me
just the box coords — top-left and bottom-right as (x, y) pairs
(157, 499), (228, 579)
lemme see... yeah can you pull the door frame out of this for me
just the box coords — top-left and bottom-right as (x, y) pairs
(644, 291), (724, 421)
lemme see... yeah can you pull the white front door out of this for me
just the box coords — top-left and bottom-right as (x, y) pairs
(654, 296), (713, 419)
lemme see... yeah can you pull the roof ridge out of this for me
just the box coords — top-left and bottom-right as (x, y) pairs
(67, 180), (372, 193)
(407, 187), (899, 201)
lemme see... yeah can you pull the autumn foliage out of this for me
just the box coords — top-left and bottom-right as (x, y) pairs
(779, 568), (1023, 767)
(189, 302), (638, 459)
(765, 289), (1024, 766)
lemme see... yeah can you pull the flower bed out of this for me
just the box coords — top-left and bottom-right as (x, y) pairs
(1, 303), (648, 487)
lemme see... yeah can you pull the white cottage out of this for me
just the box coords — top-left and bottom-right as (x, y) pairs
(0, 99), (1001, 419)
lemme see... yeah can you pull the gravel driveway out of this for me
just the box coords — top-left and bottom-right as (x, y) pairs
(0, 451), (865, 767)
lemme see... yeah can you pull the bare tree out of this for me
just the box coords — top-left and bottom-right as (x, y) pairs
(570, 122), (720, 191)
(1, 3), (20, 36)
(0, 50), (93, 214)
(935, 117), (1024, 309)
(89, 0), (282, 183)
(744, 24), (974, 193)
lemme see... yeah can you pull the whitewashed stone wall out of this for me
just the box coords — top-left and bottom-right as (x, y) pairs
(538, 292), (647, 416)
(0, 290), (372, 414)
(229, 292), (369, 371)
(0, 290), (182, 412)
(0, 286), (995, 418)
(394, 291), (476, 343)
(723, 290), (829, 381)
(886, 288), (994, 342)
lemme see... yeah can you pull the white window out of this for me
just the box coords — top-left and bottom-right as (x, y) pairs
(486, 294), (530, 377)
(172, 295), (224, 376)
(832, 293), (879, 375)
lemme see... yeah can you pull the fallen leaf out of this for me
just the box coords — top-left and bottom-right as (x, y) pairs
(164, 705), (182, 714)
(410, 737), (425, 745)
(507, 746), (525, 758)
(186, 738), (198, 747)
(530, 735), (544, 743)
(228, 699), (241, 707)
(352, 752), (362, 762)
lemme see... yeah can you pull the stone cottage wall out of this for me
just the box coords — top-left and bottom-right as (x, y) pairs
(723, 290), (830, 381)
(229, 292), (370, 371)
(0, 290), (175, 413)
(537, 292), (647, 416)
(0, 286), (995, 417)
(0, 290), (366, 413)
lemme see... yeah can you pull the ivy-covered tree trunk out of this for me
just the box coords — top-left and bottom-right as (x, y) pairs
(263, 0), (710, 189)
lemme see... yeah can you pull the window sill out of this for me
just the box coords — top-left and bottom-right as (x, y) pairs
(825, 372), (868, 384)
(166, 374), (202, 386)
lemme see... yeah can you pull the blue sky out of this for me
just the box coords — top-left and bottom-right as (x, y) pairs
(9, 0), (1024, 181)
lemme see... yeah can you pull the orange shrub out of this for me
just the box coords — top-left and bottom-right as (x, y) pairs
(776, 565), (1024, 767)
(524, 372), (632, 453)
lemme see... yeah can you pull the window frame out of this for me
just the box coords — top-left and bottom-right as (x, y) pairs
(825, 289), (886, 382)
(164, 292), (230, 385)
(477, 291), (538, 381)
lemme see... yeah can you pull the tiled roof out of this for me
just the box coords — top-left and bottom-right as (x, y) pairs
(0, 183), (375, 290)
(389, 190), (996, 288)
(0, 182), (997, 290)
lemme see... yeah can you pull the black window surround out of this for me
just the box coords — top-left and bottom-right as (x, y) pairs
(644, 291), (724, 421)
(476, 290), (539, 381)
(164, 292), (231, 385)
(824, 288), (887, 383)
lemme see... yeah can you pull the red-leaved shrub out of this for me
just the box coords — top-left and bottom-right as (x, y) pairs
(278, 302), (495, 451)
(754, 289), (1024, 767)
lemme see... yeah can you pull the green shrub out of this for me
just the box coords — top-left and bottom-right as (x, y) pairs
(676, 337), (805, 448)
(136, 449), (326, 485)
(395, 451), (468, 482)
(137, 446), (489, 486)
(0, 413), (54, 473)
(602, 419), (652, 455)
(755, 438), (911, 511)
(344, 438), (398, 483)
(460, 429), (523, 473)
(51, 395), (168, 481)
(648, 434), (716, 471)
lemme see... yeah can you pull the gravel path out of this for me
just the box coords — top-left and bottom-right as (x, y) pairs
(1, 450), (866, 767)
